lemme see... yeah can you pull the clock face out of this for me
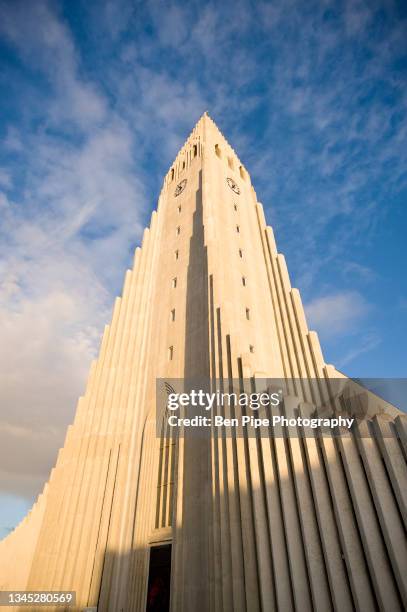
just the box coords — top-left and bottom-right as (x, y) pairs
(227, 177), (240, 194)
(174, 179), (187, 197)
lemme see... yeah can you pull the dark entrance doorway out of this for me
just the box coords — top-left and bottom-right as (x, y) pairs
(146, 544), (172, 612)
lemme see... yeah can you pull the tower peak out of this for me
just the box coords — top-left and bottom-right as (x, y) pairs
(192, 110), (222, 137)
(163, 110), (246, 190)
(190, 111), (234, 152)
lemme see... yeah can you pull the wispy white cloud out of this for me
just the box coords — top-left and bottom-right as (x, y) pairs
(304, 291), (370, 339)
(0, 0), (148, 501)
(238, 0), (407, 293)
(0, 0), (106, 128)
(0, 169), (12, 188)
(342, 261), (376, 283)
(337, 332), (381, 367)
(3, 126), (23, 152)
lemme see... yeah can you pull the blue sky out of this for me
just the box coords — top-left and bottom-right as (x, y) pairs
(0, 0), (406, 536)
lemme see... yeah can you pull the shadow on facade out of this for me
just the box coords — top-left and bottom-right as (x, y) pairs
(93, 416), (406, 612)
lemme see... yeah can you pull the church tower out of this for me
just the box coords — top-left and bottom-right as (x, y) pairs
(0, 113), (406, 612)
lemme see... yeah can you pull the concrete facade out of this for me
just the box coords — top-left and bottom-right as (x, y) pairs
(0, 113), (406, 611)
